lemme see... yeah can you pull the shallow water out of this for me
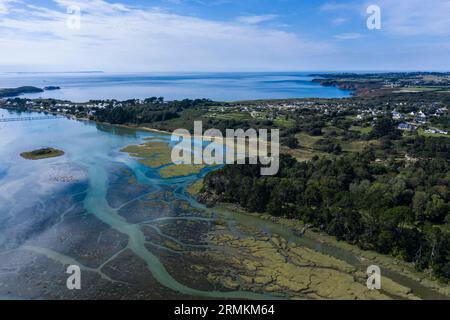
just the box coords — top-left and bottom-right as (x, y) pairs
(0, 108), (447, 300)
(0, 108), (275, 299)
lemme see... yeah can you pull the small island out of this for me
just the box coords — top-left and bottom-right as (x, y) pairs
(20, 147), (64, 160)
(0, 85), (60, 98)
(0, 86), (44, 98)
(44, 86), (61, 91)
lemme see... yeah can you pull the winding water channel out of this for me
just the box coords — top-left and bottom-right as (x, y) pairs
(0, 108), (447, 300)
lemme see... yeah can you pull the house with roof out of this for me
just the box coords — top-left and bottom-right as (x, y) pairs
(398, 123), (417, 131)
(392, 111), (405, 120)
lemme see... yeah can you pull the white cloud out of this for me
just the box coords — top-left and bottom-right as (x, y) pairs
(322, 0), (450, 36)
(0, 0), (333, 71)
(378, 0), (450, 36)
(0, 0), (17, 14)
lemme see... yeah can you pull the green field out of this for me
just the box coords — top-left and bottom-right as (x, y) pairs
(121, 141), (173, 168)
(159, 164), (207, 178)
(341, 139), (380, 153)
(350, 125), (373, 134)
(187, 179), (204, 196)
(295, 132), (322, 149)
(274, 117), (296, 128)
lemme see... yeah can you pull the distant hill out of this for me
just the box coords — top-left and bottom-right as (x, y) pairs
(0, 86), (44, 98)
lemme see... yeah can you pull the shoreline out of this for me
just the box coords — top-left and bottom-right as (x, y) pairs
(71, 117), (450, 298)
(2, 106), (449, 298)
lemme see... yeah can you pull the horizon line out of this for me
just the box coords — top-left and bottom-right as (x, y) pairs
(1, 70), (450, 74)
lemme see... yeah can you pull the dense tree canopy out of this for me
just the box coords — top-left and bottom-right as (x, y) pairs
(202, 145), (450, 282)
(94, 98), (215, 124)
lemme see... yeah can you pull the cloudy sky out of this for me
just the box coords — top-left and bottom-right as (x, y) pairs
(0, 0), (449, 72)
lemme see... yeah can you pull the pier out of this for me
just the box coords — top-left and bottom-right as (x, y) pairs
(0, 116), (62, 122)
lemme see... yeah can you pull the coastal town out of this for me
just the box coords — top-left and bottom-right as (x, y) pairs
(1, 91), (448, 139)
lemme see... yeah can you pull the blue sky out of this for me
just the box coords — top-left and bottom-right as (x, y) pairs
(0, 0), (449, 72)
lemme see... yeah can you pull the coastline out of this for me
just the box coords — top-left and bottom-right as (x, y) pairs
(56, 113), (450, 298)
(2, 106), (449, 299)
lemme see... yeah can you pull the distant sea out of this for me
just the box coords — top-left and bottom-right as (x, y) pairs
(0, 72), (351, 102)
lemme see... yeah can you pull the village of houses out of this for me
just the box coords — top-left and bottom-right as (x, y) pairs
(1, 97), (449, 137)
(209, 99), (449, 136)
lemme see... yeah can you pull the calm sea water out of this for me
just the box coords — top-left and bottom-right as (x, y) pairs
(0, 72), (350, 102)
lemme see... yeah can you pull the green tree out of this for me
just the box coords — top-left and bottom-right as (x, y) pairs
(425, 195), (448, 223)
(413, 191), (428, 221)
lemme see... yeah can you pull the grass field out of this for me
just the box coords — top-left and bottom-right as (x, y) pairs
(187, 179), (204, 196)
(350, 125), (373, 135)
(273, 117), (296, 128)
(341, 139), (380, 153)
(149, 109), (209, 132)
(159, 164), (207, 178)
(122, 140), (211, 178)
(121, 141), (173, 168)
(295, 132), (322, 149)
(281, 146), (318, 162)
